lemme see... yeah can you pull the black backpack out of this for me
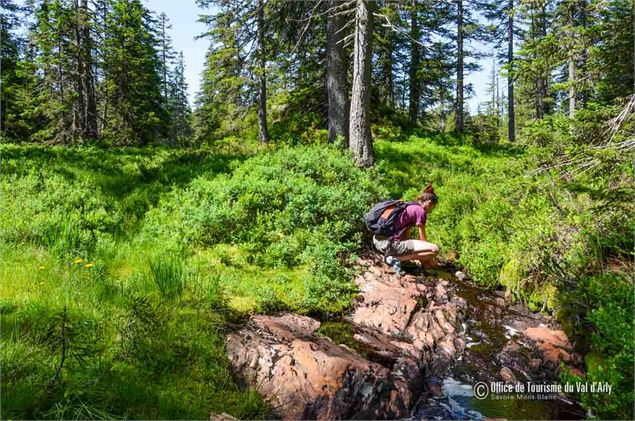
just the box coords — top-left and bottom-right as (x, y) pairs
(363, 199), (418, 239)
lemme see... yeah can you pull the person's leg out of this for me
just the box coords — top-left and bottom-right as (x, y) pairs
(394, 240), (439, 267)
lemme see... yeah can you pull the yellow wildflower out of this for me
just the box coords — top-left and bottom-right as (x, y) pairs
(38, 266), (45, 270)
(84, 263), (95, 268)
(73, 257), (85, 264)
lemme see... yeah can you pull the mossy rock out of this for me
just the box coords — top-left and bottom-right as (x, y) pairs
(584, 351), (604, 373)
(524, 283), (558, 312)
(498, 258), (524, 304)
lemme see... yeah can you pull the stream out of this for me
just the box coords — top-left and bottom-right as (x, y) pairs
(409, 268), (586, 420)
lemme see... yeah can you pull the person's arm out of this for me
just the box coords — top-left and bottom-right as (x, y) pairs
(417, 225), (426, 242)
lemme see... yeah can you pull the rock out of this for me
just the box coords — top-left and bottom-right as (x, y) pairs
(569, 367), (586, 378)
(352, 277), (422, 337)
(427, 382), (444, 398)
(402, 274), (417, 282)
(210, 413), (238, 421)
(523, 326), (574, 369)
(504, 289), (512, 303)
(225, 260), (468, 420)
(438, 337), (457, 358)
(434, 284), (447, 303)
(455, 271), (467, 281)
(524, 327), (572, 351)
(504, 340), (521, 352)
(529, 358), (542, 370)
(453, 337), (466, 354)
(571, 352), (583, 365)
(500, 366), (518, 383)
(494, 297), (506, 307)
(541, 343), (570, 367)
(226, 314), (412, 420)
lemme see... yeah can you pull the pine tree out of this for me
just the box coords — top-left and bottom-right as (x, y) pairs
(0, 0), (26, 138)
(166, 51), (192, 145)
(193, 4), (247, 140)
(102, 0), (168, 145)
(157, 12), (176, 101)
(196, 0), (272, 142)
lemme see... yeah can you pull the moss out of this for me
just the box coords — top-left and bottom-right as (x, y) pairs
(316, 321), (367, 358)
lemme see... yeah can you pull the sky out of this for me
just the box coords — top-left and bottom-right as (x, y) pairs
(148, 0), (498, 114)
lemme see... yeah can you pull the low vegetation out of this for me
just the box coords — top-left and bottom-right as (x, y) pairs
(2, 117), (632, 418)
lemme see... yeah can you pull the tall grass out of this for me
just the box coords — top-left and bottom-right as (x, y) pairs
(148, 255), (185, 300)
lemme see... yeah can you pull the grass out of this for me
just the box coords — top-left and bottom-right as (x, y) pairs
(0, 139), (272, 419)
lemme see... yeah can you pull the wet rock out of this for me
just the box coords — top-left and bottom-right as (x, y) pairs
(434, 284), (447, 303)
(523, 326), (573, 369)
(453, 337), (466, 354)
(504, 340), (521, 352)
(524, 326), (572, 350)
(500, 366), (518, 383)
(226, 259), (468, 420)
(427, 382), (444, 398)
(529, 358), (542, 370)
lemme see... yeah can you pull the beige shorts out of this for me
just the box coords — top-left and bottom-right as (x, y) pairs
(373, 234), (436, 257)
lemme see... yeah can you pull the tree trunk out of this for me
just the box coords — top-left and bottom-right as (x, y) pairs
(80, 0), (97, 139)
(74, 0), (84, 141)
(568, 59), (576, 119)
(349, 0), (374, 167)
(326, 0), (349, 145)
(507, 0), (515, 141)
(383, 34), (394, 108)
(257, 0), (270, 143)
(161, 13), (168, 99)
(568, 1), (576, 119)
(538, 1), (548, 117)
(580, 0), (588, 108)
(408, 0), (420, 125)
(455, 0), (464, 133)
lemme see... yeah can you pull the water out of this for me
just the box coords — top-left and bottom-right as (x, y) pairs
(411, 269), (586, 420)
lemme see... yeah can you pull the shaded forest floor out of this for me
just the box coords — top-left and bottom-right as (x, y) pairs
(1, 131), (632, 419)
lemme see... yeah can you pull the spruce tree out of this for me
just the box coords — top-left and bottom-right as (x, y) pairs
(167, 51), (192, 145)
(102, 0), (168, 145)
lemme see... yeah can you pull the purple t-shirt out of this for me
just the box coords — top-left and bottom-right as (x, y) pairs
(393, 204), (426, 241)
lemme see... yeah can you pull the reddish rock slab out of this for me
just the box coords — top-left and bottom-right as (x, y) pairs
(225, 314), (414, 420)
(524, 326), (572, 350)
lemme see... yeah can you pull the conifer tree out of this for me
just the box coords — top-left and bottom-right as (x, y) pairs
(167, 51), (192, 145)
(102, 0), (168, 145)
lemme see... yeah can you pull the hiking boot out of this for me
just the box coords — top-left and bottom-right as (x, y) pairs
(384, 255), (404, 275)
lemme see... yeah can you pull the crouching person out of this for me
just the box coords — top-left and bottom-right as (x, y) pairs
(372, 185), (439, 274)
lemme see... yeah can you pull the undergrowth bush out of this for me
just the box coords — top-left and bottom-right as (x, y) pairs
(561, 272), (634, 420)
(142, 143), (386, 313)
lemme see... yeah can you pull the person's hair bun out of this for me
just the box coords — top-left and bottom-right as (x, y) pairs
(423, 184), (435, 194)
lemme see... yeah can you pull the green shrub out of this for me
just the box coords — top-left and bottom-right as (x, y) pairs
(561, 273), (634, 420)
(141, 143), (386, 313)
